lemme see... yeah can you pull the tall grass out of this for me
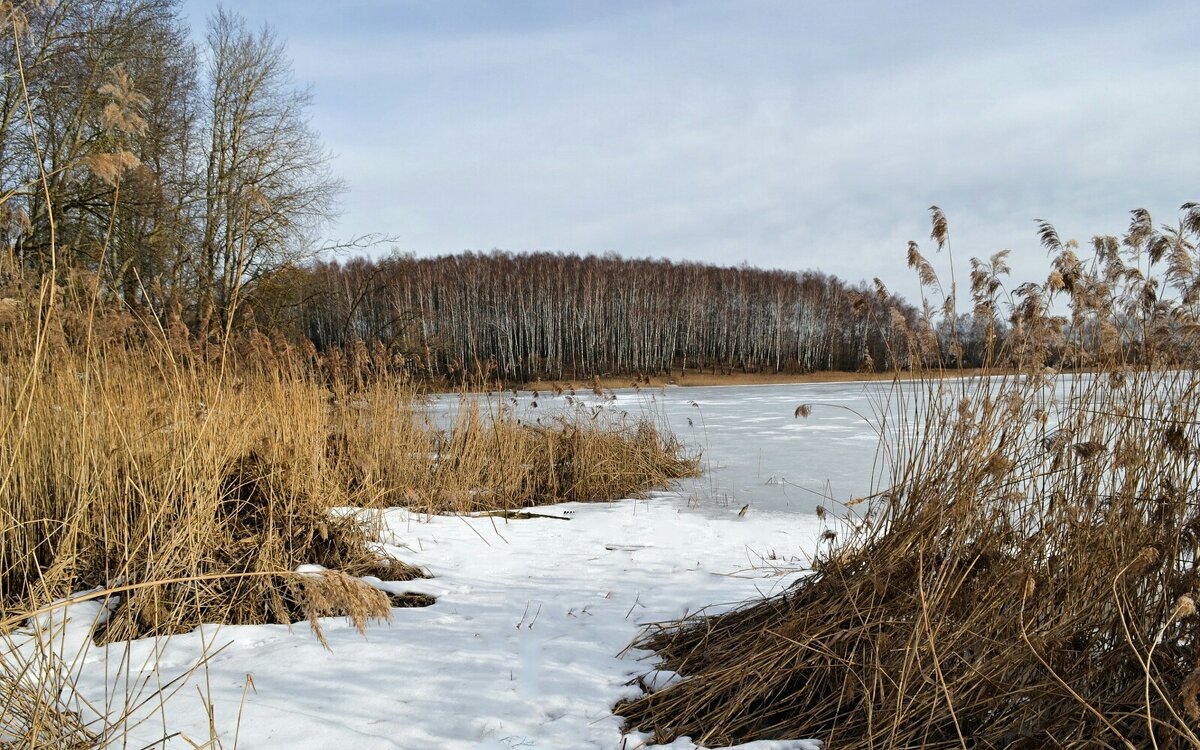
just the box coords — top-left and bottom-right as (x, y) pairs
(0, 295), (694, 746)
(0, 320), (419, 639)
(619, 206), (1200, 749)
(0, 301), (696, 629)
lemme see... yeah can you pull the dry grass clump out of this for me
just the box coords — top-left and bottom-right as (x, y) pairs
(619, 205), (1200, 748)
(0, 318), (429, 745)
(417, 402), (697, 513)
(287, 568), (394, 650)
(0, 338), (425, 645)
(0, 649), (97, 749)
(0, 686), (95, 750)
(544, 415), (698, 502)
(325, 391), (698, 515)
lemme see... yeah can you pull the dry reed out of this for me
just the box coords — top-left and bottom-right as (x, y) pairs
(619, 205), (1200, 749)
(0, 328), (425, 644)
(0, 309), (695, 637)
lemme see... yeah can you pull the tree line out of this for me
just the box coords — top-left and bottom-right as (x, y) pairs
(9, 1), (1198, 387)
(248, 252), (919, 381)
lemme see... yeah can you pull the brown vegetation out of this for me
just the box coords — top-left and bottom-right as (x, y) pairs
(0, 303), (696, 635)
(0, 301), (694, 744)
(619, 205), (1200, 748)
(0, 324), (418, 642)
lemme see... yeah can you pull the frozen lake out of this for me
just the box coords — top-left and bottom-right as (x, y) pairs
(431, 380), (909, 515)
(45, 381), (916, 749)
(615, 382), (899, 514)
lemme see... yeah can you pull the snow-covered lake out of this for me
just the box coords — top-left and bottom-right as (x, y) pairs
(29, 382), (903, 749)
(613, 381), (901, 513)
(433, 380), (907, 514)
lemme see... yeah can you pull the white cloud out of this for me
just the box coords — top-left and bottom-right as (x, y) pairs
(183, 0), (1200, 303)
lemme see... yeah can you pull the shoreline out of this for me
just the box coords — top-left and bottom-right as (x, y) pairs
(436, 365), (1157, 395)
(511, 367), (1005, 392)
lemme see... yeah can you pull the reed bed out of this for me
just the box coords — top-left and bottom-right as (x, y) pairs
(344, 396), (699, 515)
(0, 325), (423, 644)
(619, 206), (1200, 749)
(0, 304), (695, 635)
(0, 296), (693, 746)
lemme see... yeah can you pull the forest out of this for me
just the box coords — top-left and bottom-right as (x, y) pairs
(277, 253), (919, 381)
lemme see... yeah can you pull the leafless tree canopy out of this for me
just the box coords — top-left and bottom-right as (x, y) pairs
(0, 0), (341, 325)
(258, 252), (920, 382)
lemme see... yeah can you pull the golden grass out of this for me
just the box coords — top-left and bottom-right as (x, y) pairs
(0, 299), (694, 745)
(0, 304), (695, 639)
(0, 340), (422, 643)
(361, 397), (698, 514)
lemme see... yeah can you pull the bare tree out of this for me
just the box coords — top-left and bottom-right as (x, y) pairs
(276, 251), (919, 382)
(0, 0), (197, 307)
(199, 7), (342, 327)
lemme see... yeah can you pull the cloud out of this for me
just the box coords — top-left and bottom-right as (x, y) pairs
(183, 0), (1200, 303)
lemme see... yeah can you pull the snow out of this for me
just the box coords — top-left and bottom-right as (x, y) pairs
(12, 382), (892, 749)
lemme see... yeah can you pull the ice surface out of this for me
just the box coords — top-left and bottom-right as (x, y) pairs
(431, 380), (911, 514)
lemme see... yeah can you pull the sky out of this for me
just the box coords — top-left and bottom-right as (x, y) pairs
(180, 0), (1200, 305)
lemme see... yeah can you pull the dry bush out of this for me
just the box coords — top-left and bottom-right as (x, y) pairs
(619, 206), (1200, 749)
